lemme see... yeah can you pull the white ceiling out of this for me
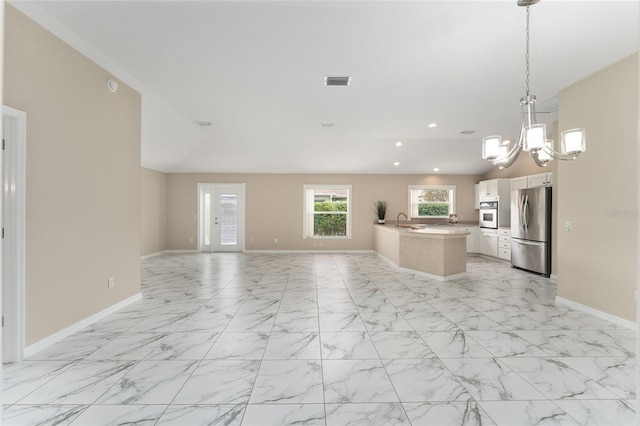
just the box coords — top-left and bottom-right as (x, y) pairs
(10, 1), (639, 175)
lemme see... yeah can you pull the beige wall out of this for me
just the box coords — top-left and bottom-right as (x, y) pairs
(167, 173), (480, 251)
(4, 6), (142, 344)
(557, 53), (638, 322)
(482, 147), (555, 181)
(141, 168), (168, 256)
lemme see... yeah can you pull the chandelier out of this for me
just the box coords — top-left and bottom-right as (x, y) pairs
(481, 0), (586, 169)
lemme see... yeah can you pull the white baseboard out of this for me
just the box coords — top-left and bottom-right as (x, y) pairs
(397, 266), (467, 282)
(243, 249), (374, 254)
(555, 296), (637, 331)
(24, 292), (142, 359)
(144, 249), (374, 257)
(141, 251), (166, 260)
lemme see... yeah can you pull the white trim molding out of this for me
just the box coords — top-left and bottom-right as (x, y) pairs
(398, 267), (467, 282)
(24, 293), (142, 358)
(141, 250), (201, 260)
(244, 250), (374, 254)
(141, 251), (168, 260)
(2, 105), (27, 363)
(556, 296), (637, 331)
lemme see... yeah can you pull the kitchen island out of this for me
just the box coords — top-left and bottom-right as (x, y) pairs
(373, 225), (470, 280)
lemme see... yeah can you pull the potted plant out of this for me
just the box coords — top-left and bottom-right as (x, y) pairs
(373, 201), (387, 224)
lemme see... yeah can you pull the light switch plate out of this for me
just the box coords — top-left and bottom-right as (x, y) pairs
(565, 220), (573, 231)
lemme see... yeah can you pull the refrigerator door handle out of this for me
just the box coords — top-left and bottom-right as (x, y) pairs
(519, 195), (525, 232)
(523, 194), (529, 232)
(512, 239), (542, 246)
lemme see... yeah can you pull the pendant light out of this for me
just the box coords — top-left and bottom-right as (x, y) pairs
(482, 0), (586, 169)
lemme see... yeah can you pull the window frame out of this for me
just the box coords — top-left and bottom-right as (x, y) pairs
(303, 184), (352, 239)
(408, 184), (456, 219)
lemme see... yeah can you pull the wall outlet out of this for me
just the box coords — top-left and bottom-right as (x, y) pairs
(565, 220), (573, 231)
(189, 237), (194, 243)
(274, 238), (278, 244)
(108, 277), (115, 288)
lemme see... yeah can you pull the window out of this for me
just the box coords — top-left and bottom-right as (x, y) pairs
(304, 185), (351, 238)
(408, 185), (456, 218)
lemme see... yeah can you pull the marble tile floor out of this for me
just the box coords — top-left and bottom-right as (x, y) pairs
(2, 253), (636, 425)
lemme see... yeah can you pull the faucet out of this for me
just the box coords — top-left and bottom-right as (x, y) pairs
(396, 212), (408, 227)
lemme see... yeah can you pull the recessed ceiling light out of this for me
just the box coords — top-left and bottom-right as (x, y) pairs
(320, 122), (335, 128)
(324, 76), (351, 86)
(194, 121), (212, 126)
(393, 162), (400, 166)
(428, 123), (437, 128)
(395, 141), (403, 147)
(433, 167), (440, 172)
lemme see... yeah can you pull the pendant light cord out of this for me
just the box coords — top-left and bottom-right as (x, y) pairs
(525, 5), (531, 97)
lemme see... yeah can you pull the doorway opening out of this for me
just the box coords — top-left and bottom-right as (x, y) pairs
(2, 106), (26, 363)
(197, 183), (245, 252)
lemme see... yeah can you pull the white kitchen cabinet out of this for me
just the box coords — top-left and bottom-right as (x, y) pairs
(498, 247), (511, 261)
(478, 179), (495, 197)
(498, 228), (511, 261)
(479, 229), (498, 257)
(458, 226), (478, 253)
(528, 172), (553, 188)
(510, 172), (552, 192)
(510, 176), (528, 191)
(478, 178), (510, 197)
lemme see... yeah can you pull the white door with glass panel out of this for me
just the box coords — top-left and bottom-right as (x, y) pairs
(198, 183), (245, 252)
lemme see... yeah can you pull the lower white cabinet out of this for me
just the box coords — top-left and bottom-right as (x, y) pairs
(458, 226), (478, 253)
(479, 229), (498, 257)
(498, 228), (511, 261)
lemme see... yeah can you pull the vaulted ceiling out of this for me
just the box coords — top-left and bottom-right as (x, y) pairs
(11, 1), (639, 175)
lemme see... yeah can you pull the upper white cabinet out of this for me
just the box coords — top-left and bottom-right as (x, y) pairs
(510, 176), (528, 191)
(510, 172), (553, 190)
(478, 178), (510, 197)
(528, 172), (553, 188)
(478, 179), (495, 196)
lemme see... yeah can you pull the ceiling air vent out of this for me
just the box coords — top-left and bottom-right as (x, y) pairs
(324, 76), (351, 86)
(460, 130), (476, 135)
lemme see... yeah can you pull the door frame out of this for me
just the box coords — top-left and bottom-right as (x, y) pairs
(2, 105), (27, 363)
(196, 183), (246, 253)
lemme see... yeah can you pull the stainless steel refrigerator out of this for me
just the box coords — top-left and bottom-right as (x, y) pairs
(510, 187), (551, 277)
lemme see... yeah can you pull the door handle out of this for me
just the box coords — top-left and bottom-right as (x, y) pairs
(520, 195), (526, 231)
(513, 239), (541, 246)
(523, 195), (529, 232)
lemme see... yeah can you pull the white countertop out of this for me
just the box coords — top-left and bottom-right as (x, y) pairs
(376, 224), (470, 237)
(408, 227), (470, 235)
